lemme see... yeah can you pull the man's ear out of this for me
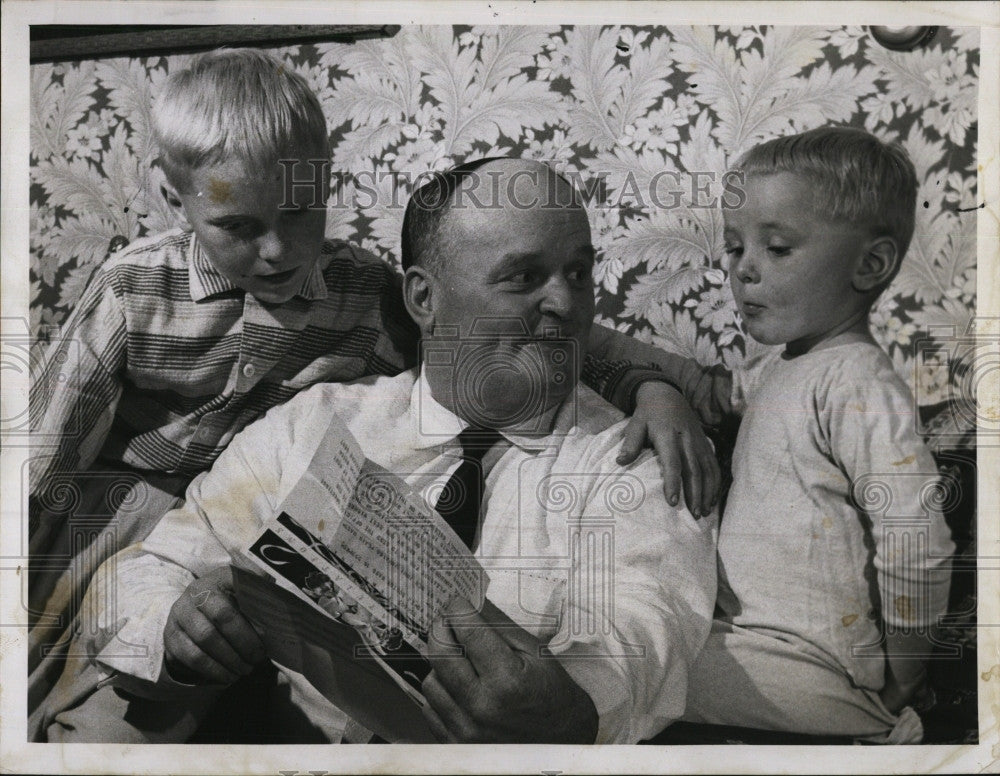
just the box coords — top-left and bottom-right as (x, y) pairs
(403, 265), (436, 336)
(853, 236), (898, 293)
(160, 181), (192, 232)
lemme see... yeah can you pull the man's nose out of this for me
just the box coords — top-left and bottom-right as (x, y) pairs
(538, 275), (573, 318)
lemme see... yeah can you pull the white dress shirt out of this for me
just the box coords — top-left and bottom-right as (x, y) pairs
(83, 369), (717, 743)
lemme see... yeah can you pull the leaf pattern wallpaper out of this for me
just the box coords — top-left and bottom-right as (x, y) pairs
(29, 25), (980, 407)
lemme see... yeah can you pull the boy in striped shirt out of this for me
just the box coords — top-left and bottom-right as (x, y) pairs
(28, 48), (726, 727)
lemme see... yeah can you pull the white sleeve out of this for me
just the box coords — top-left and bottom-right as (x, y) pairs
(550, 432), (718, 743)
(825, 372), (954, 631)
(81, 387), (328, 685)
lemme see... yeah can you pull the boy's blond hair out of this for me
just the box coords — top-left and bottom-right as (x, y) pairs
(152, 48), (329, 191)
(734, 126), (918, 292)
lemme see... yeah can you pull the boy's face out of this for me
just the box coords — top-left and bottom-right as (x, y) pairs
(724, 171), (870, 353)
(168, 149), (328, 304)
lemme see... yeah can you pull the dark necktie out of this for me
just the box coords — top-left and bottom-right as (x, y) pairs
(434, 427), (502, 550)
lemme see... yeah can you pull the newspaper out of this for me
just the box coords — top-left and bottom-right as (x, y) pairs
(232, 413), (488, 742)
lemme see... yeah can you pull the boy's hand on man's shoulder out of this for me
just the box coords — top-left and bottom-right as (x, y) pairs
(617, 381), (720, 517)
(163, 566), (267, 686)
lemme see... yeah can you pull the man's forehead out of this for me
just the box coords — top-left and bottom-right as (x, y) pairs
(445, 194), (589, 247)
(456, 158), (577, 206)
(425, 158), (593, 265)
(442, 160), (586, 242)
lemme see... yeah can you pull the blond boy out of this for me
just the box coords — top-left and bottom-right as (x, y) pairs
(682, 127), (954, 742)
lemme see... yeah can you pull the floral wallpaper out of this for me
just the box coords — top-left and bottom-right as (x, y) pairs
(29, 25), (980, 408)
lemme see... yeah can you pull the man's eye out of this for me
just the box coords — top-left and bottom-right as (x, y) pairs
(724, 244), (743, 256)
(217, 221), (249, 234)
(567, 265), (593, 284)
(283, 206), (312, 218)
(768, 245), (791, 257)
(507, 271), (536, 285)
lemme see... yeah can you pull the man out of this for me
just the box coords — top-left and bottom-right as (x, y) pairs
(44, 159), (717, 744)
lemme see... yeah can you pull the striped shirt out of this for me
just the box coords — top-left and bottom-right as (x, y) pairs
(29, 229), (630, 503)
(29, 229), (420, 501)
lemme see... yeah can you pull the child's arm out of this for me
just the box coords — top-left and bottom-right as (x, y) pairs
(828, 372), (954, 710)
(588, 324), (733, 424)
(618, 379), (719, 516)
(29, 269), (127, 508)
(587, 324), (729, 516)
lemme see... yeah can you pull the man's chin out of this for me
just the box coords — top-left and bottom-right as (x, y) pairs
(457, 374), (574, 429)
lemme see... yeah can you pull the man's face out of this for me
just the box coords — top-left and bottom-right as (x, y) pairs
(724, 171), (868, 354)
(172, 150), (328, 304)
(424, 162), (596, 427)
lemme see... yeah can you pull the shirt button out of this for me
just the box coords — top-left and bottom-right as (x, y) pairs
(242, 363), (256, 378)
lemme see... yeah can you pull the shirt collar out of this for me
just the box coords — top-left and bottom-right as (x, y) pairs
(188, 232), (328, 303)
(411, 368), (559, 452)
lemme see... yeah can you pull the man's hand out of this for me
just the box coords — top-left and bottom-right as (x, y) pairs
(163, 566), (267, 685)
(421, 597), (598, 743)
(617, 380), (720, 516)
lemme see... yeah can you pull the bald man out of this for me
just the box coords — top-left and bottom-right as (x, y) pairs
(45, 159), (718, 744)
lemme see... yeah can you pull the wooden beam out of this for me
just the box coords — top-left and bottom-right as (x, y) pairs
(30, 24), (400, 63)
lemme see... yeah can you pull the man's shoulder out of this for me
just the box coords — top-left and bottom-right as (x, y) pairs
(563, 384), (627, 435)
(284, 369), (418, 419)
(543, 387), (670, 522)
(552, 386), (634, 465)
